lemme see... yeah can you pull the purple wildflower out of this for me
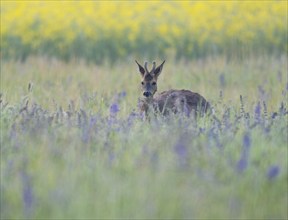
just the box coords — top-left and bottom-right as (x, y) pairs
(82, 116), (97, 143)
(150, 151), (159, 168)
(258, 85), (267, 100)
(128, 111), (138, 121)
(236, 157), (248, 172)
(81, 128), (89, 143)
(108, 152), (115, 166)
(199, 127), (205, 133)
(118, 91), (127, 98)
(21, 171), (34, 217)
(243, 133), (251, 151)
(110, 103), (120, 116)
(278, 102), (286, 115)
(3, 160), (14, 178)
(88, 116), (97, 130)
(267, 165), (280, 180)
(113, 91), (127, 103)
(254, 102), (261, 121)
(174, 142), (187, 159)
(236, 133), (251, 172)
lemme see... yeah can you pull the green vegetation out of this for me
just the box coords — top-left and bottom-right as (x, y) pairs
(1, 56), (287, 219)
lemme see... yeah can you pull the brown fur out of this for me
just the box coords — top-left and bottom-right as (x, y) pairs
(139, 89), (210, 117)
(136, 61), (210, 118)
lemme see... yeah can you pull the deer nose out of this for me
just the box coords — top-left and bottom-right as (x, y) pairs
(143, 92), (152, 97)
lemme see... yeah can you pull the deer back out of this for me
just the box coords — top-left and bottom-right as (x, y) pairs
(139, 89), (210, 116)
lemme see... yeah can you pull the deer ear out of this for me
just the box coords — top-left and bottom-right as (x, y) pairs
(135, 60), (145, 76)
(154, 60), (165, 77)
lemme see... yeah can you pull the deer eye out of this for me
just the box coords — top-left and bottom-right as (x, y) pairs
(152, 82), (156, 86)
(141, 82), (144, 85)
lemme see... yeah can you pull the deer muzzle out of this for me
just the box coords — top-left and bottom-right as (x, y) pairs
(143, 91), (152, 97)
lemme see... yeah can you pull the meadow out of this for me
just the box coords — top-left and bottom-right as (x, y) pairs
(1, 55), (287, 219)
(1, 1), (288, 219)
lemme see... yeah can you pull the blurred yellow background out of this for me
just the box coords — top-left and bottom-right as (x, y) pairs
(1, 1), (287, 62)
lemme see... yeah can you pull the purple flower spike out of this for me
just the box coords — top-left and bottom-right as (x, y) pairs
(110, 103), (120, 115)
(174, 141), (188, 168)
(119, 91), (127, 98)
(267, 165), (280, 180)
(21, 171), (34, 217)
(174, 142), (187, 159)
(243, 133), (251, 150)
(236, 133), (251, 173)
(236, 158), (248, 172)
(108, 153), (115, 166)
(254, 102), (261, 120)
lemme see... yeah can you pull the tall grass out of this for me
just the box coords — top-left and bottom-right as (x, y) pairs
(1, 56), (287, 219)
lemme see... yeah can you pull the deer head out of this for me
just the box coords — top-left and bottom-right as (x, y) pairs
(135, 60), (165, 99)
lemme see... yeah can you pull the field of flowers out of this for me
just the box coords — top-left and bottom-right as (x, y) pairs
(1, 55), (287, 218)
(1, 1), (287, 62)
(1, 1), (288, 219)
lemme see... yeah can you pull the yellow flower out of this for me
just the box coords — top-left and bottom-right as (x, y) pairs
(1, 1), (286, 59)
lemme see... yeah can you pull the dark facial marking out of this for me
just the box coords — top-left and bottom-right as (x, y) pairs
(144, 74), (153, 81)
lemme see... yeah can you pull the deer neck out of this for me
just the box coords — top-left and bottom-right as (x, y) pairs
(139, 97), (155, 116)
(144, 97), (154, 104)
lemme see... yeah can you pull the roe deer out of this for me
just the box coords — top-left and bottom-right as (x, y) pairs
(135, 60), (210, 118)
